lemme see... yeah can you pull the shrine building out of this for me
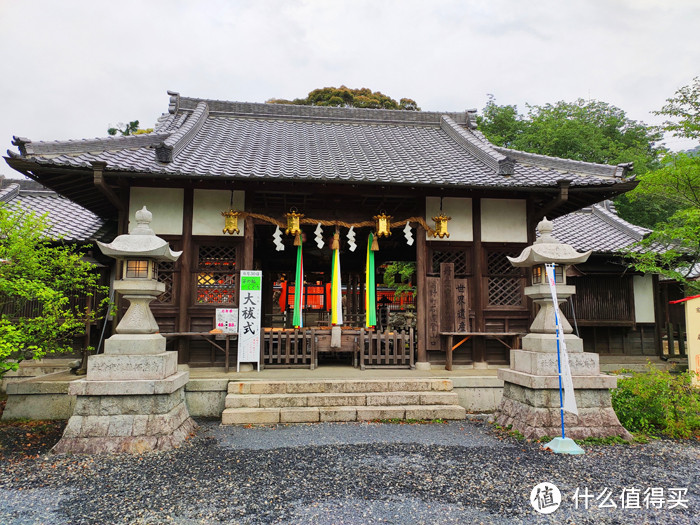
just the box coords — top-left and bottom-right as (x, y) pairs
(5, 91), (640, 371)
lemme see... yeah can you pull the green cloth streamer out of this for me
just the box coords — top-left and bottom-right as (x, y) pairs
(293, 244), (304, 328)
(365, 233), (376, 328)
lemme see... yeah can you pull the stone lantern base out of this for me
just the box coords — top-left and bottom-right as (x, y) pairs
(491, 336), (632, 440)
(53, 343), (197, 454)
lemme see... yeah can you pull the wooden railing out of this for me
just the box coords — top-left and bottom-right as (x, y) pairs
(262, 328), (315, 368)
(360, 328), (414, 370)
(260, 327), (415, 370)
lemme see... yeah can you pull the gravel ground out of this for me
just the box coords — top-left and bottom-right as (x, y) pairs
(0, 417), (698, 524)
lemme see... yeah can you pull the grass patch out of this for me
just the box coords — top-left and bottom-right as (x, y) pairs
(492, 423), (526, 441)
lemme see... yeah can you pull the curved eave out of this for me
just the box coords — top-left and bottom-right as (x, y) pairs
(5, 154), (637, 222)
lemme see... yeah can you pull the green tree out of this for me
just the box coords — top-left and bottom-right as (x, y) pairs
(0, 205), (109, 376)
(107, 120), (153, 136)
(478, 97), (665, 227)
(653, 76), (700, 140)
(268, 86), (420, 111)
(624, 78), (700, 291)
(479, 98), (663, 172)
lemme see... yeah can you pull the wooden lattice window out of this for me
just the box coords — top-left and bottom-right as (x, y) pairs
(486, 249), (523, 307)
(430, 249), (470, 276)
(196, 245), (237, 304)
(156, 261), (176, 304)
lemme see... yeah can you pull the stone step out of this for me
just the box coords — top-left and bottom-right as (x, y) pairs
(224, 391), (460, 409)
(227, 379), (453, 395)
(221, 404), (466, 425)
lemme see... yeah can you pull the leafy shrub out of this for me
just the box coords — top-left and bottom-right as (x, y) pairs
(611, 364), (700, 439)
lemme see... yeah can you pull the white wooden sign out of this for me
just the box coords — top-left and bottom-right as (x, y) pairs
(238, 270), (262, 371)
(215, 308), (238, 335)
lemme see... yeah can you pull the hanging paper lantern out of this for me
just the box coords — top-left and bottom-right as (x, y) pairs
(221, 209), (241, 235)
(432, 213), (451, 238)
(285, 208), (304, 236)
(373, 212), (393, 237)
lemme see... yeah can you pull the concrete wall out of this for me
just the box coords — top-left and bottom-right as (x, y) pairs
(129, 187), (184, 235)
(480, 198), (527, 243)
(425, 197), (473, 242)
(1, 374), (506, 420)
(633, 275), (655, 323)
(193, 189), (245, 237)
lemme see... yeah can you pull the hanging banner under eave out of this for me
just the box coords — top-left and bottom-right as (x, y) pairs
(331, 244), (343, 325)
(293, 244), (304, 328)
(365, 233), (377, 329)
(545, 263), (578, 415)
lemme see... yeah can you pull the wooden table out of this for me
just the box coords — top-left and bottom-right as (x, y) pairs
(161, 332), (238, 372)
(440, 331), (523, 371)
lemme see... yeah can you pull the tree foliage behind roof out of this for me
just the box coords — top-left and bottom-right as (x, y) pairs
(107, 120), (153, 136)
(624, 77), (700, 292)
(477, 96), (664, 173)
(477, 95), (666, 228)
(268, 86), (420, 111)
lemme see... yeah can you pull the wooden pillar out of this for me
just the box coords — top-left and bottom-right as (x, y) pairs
(472, 198), (486, 365)
(653, 275), (664, 357)
(416, 221), (428, 364)
(243, 216), (254, 270)
(177, 188), (194, 364)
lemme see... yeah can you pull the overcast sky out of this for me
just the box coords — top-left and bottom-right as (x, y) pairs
(2, 0), (699, 178)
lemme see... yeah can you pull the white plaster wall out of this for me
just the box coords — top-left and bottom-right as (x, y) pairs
(633, 275), (655, 323)
(129, 187), (184, 235)
(193, 190), (245, 236)
(425, 197), (472, 242)
(480, 198), (527, 242)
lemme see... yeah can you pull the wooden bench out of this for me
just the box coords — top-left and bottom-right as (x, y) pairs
(439, 331), (523, 371)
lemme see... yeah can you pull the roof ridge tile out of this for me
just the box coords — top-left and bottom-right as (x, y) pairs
(440, 116), (514, 175)
(156, 101), (209, 163)
(492, 146), (629, 179)
(176, 96), (468, 126)
(0, 182), (20, 202)
(591, 202), (650, 240)
(12, 133), (169, 157)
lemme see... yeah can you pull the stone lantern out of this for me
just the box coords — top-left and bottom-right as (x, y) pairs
(99, 206), (180, 343)
(510, 217), (589, 348)
(491, 217), (631, 440)
(53, 207), (196, 454)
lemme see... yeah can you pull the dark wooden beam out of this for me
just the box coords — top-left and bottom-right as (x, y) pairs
(416, 219), (427, 364)
(472, 198), (485, 364)
(92, 162), (125, 212)
(177, 188), (194, 363)
(533, 179), (570, 221)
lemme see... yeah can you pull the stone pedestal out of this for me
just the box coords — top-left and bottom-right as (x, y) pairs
(53, 347), (196, 454)
(492, 336), (632, 440)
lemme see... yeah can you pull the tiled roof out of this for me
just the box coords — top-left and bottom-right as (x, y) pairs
(553, 201), (650, 253)
(0, 183), (108, 241)
(6, 91), (634, 191)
